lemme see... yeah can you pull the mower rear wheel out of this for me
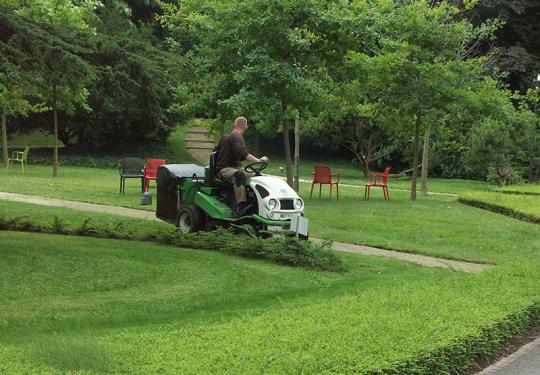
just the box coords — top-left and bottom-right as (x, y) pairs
(176, 205), (204, 233)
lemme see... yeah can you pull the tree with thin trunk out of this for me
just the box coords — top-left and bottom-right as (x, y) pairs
(163, 0), (350, 187)
(293, 114), (300, 192)
(420, 127), (431, 196)
(355, 1), (479, 200)
(1, 3), (96, 176)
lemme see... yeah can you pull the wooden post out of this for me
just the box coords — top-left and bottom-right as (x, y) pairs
(1, 113), (7, 168)
(294, 114), (300, 192)
(410, 116), (421, 201)
(420, 127), (430, 196)
(53, 84), (58, 177)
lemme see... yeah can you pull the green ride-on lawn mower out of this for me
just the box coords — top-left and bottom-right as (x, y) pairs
(155, 152), (309, 238)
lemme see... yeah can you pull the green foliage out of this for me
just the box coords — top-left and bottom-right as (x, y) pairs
(0, 211), (344, 271)
(466, 101), (538, 185)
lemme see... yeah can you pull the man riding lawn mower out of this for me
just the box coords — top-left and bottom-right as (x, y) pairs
(155, 117), (309, 238)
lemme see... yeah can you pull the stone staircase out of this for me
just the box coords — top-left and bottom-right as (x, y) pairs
(185, 126), (215, 163)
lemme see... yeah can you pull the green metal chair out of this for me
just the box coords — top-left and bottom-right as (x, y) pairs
(7, 146), (29, 172)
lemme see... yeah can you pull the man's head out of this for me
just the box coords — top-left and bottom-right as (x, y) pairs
(233, 116), (248, 135)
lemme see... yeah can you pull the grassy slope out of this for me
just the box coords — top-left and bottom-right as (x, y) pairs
(0, 126), (196, 213)
(302, 185), (540, 264)
(459, 190), (540, 221)
(0, 168), (538, 264)
(0, 230), (538, 374)
(498, 184), (540, 195)
(267, 155), (493, 194)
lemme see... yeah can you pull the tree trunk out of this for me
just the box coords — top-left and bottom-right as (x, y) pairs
(282, 118), (293, 187)
(1, 113), (7, 168)
(420, 127), (430, 196)
(410, 116), (421, 201)
(293, 115), (300, 192)
(53, 84), (59, 177)
(360, 158), (369, 179)
(253, 128), (260, 155)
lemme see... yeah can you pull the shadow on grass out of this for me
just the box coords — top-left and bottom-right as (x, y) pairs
(31, 335), (119, 373)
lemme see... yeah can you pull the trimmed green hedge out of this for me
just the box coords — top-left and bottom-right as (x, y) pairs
(372, 303), (539, 374)
(24, 143), (178, 169)
(459, 196), (540, 224)
(0, 214), (344, 272)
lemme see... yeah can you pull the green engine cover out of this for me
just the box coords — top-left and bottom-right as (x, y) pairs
(194, 192), (235, 219)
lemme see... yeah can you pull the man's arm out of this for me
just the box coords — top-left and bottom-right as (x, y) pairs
(245, 154), (268, 163)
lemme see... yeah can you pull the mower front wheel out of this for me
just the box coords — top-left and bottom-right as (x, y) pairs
(176, 205), (204, 233)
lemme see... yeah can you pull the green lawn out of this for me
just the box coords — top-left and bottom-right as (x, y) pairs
(1, 164), (539, 373)
(0, 165), (155, 211)
(1, 229), (538, 374)
(497, 184), (540, 195)
(0, 162), (493, 214)
(0, 165), (538, 264)
(459, 190), (540, 223)
(303, 185), (540, 264)
(267, 156), (493, 194)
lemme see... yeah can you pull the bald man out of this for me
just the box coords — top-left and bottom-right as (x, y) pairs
(215, 117), (268, 215)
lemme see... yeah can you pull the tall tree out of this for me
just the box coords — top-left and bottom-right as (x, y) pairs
(2, 2), (96, 176)
(163, 0), (353, 186)
(355, 1), (480, 200)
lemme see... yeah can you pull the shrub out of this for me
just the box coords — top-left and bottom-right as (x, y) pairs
(0, 214), (344, 272)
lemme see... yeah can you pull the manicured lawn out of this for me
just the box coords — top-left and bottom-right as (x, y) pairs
(0, 165), (155, 211)
(0, 162), (493, 214)
(303, 184), (540, 264)
(1, 230), (538, 374)
(1, 165), (539, 373)
(459, 190), (540, 223)
(0, 166), (538, 264)
(497, 184), (540, 195)
(267, 156), (493, 194)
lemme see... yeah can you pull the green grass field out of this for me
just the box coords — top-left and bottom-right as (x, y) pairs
(459, 186), (540, 224)
(1, 159), (539, 373)
(1, 227), (538, 374)
(497, 184), (540, 195)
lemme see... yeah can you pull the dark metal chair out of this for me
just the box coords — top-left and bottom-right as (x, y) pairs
(119, 157), (144, 194)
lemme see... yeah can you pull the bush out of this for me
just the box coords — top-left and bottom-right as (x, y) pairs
(487, 166), (524, 186)
(0, 214), (344, 272)
(458, 191), (540, 224)
(26, 142), (178, 169)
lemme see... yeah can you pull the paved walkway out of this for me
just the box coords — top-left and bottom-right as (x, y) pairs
(477, 336), (540, 375)
(0, 191), (488, 272)
(0, 192), (158, 221)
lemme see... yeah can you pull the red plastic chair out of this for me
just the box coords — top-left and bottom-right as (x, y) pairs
(365, 167), (391, 201)
(310, 166), (340, 199)
(143, 159), (166, 192)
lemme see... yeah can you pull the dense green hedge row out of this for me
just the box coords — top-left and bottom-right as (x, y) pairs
(459, 197), (540, 224)
(23, 144), (178, 169)
(372, 303), (539, 374)
(0, 215), (344, 272)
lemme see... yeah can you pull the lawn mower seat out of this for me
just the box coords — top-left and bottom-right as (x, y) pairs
(206, 151), (229, 189)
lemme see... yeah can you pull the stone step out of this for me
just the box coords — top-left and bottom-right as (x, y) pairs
(185, 132), (214, 142)
(186, 140), (215, 148)
(188, 127), (210, 134)
(189, 148), (212, 163)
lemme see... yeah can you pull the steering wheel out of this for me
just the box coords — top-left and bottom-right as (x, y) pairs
(244, 161), (268, 176)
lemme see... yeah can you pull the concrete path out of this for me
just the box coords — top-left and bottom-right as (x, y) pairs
(0, 192), (158, 221)
(0, 191), (488, 272)
(477, 336), (540, 375)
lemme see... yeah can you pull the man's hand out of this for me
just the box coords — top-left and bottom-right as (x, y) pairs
(259, 156), (269, 163)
